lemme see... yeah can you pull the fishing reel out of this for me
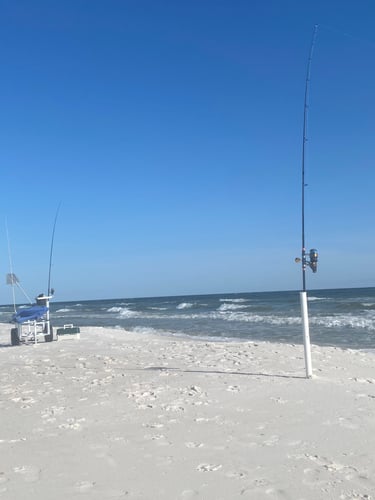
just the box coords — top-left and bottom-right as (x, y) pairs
(295, 248), (318, 273)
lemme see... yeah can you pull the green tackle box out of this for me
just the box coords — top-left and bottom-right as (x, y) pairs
(56, 325), (80, 338)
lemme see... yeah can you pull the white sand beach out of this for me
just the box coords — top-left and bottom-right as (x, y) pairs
(0, 322), (374, 499)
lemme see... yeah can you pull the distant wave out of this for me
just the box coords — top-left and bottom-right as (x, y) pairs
(177, 302), (194, 310)
(56, 308), (73, 313)
(77, 301), (375, 333)
(107, 306), (139, 318)
(138, 310), (301, 326)
(219, 298), (248, 303)
(219, 312), (301, 326)
(108, 307), (124, 313)
(311, 315), (375, 330)
(218, 303), (249, 311)
(308, 297), (328, 301)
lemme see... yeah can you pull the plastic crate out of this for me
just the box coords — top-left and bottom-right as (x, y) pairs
(56, 324), (80, 340)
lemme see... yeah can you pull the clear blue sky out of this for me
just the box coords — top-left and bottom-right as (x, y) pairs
(0, 0), (374, 302)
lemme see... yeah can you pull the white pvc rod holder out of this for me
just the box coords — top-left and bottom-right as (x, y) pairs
(300, 291), (313, 378)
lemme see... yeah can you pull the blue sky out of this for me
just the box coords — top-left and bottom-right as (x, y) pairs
(0, 0), (374, 302)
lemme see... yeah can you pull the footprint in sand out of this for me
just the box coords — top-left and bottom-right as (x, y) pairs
(197, 463), (222, 472)
(58, 417), (86, 430)
(179, 489), (200, 498)
(226, 470), (247, 479)
(227, 385), (240, 392)
(185, 442), (204, 448)
(263, 435), (279, 446)
(13, 465), (41, 482)
(0, 472), (8, 488)
(304, 453), (360, 479)
(74, 480), (96, 492)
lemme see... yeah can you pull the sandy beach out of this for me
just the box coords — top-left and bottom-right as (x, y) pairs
(0, 322), (374, 499)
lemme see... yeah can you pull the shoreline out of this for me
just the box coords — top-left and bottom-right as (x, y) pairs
(1, 323), (375, 499)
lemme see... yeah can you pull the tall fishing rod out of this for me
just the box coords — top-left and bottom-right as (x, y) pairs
(5, 218), (33, 308)
(5, 218), (17, 312)
(295, 25), (319, 379)
(300, 24), (319, 291)
(47, 202), (61, 296)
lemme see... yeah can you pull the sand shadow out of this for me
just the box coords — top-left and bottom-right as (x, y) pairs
(0, 343), (13, 349)
(144, 366), (305, 380)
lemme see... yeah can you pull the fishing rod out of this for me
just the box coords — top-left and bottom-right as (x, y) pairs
(47, 202), (61, 297)
(5, 218), (33, 308)
(295, 25), (319, 379)
(297, 24), (319, 291)
(5, 218), (17, 312)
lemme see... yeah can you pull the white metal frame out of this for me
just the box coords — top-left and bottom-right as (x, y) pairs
(12, 294), (53, 345)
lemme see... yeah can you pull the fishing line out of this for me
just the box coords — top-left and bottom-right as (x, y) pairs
(319, 23), (375, 50)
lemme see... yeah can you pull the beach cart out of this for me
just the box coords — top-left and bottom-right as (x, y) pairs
(10, 293), (55, 345)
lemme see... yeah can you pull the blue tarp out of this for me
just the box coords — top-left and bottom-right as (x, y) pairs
(12, 305), (48, 324)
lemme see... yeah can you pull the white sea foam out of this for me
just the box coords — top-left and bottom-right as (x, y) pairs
(218, 311), (375, 329)
(311, 315), (375, 330)
(107, 306), (139, 318)
(219, 312), (301, 325)
(118, 309), (139, 318)
(129, 326), (233, 343)
(218, 303), (249, 311)
(145, 311), (302, 326)
(131, 326), (166, 336)
(308, 296), (328, 301)
(108, 307), (123, 313)
(56, 308), (73, 313)
(149, 307), (168, 311)
(101, 302), (375, 333)
(177, 302), (194, 310)
(219, 298), (248, 303)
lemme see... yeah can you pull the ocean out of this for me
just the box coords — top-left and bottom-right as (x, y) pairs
(1, 287), (375, 349)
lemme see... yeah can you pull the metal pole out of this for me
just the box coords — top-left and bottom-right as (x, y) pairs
(300, 291), (312, 378)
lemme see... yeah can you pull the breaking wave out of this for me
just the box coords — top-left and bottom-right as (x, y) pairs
(107, 306), (139, 318)
(219, 298), (249, 303)
(218, 303), (249, 311)
(310, 315), (375, 331)
(177, 302), (194, 310)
